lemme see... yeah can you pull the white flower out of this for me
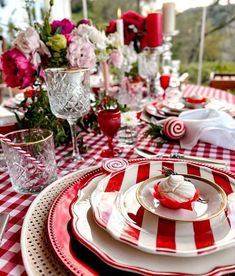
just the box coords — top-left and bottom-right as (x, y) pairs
(121, 111), (139, 127)
(107, 32), (121, 48)
(88, 27), (107, 50)
(74, 25), (107, 50)
(96, 49), (109, 62)
(73, 24), (90, 37)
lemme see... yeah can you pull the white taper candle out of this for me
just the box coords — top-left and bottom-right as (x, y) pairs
(116, 8), (124, 46)
(82, 0), (88, 19)
(163, 2), (175, 35)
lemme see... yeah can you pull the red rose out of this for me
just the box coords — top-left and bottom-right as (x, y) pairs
(106, 20), (117, 34)
(106, 11), (146, 50)
(122, 11), (146, 31)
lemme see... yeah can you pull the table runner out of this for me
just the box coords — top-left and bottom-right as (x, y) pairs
(0, 84), (235, 276)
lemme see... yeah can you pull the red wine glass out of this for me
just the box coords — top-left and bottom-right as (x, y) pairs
(160, 74), (171, 100)
(98, 109), (121, 157)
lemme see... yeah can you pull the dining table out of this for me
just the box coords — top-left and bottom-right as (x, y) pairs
(1, 84), (235, 276)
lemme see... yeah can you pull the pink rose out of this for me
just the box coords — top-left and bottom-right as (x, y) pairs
(67, 36), (96, 69)
(14, 27), (50, 65)
(109, 49), (123, 69)
(51, 18), (75, 35)
(14, 27), (40, 55)
(1, 48), (36, 89)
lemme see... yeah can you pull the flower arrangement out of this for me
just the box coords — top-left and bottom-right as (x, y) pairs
(0, 1), (123, 89)
(0, 1), (125, 147)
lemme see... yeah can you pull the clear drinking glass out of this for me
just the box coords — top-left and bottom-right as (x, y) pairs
(1, 128), (57, 194)
(138, 48), (161, 100)
(44, 68), (90, 160)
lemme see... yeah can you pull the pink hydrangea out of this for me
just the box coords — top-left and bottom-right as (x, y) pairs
(1, 48), (37, 89)
(51, 19), (75, 35)
(67, 36), (96, 69)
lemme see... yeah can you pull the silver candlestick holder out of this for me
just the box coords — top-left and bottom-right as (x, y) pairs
(162, 30), (179, 75)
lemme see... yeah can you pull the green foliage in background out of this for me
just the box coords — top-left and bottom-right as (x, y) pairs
(71, 0), (141, 28)
(180, 62), (235, 86)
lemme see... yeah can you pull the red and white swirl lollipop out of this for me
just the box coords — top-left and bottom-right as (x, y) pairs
(102, 158), (128, 173)
(163, 117), (186, 140)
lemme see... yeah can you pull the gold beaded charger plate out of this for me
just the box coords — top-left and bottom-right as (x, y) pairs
(21, 158), (235, 275)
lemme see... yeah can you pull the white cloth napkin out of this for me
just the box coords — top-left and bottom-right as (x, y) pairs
(0, 106), (24, 126)
(179, 108), (235, 150)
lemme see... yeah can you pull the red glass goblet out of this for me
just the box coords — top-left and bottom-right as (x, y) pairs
(160, 74), (171, 100)
(98, 109), (121, 157)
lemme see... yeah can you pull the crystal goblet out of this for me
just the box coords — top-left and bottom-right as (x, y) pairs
(44, 68), (90, 161)
(138, 48), (162, 100)
(98, 109), (121, 158)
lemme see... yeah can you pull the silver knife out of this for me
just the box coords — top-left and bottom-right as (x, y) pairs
(0, 213), (9, 245)
(134, 148), (228, 166)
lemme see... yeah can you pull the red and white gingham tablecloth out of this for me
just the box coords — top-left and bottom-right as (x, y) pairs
(0, 84), (235, 276)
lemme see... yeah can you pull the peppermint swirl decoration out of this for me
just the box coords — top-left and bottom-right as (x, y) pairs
(102, 158), (128, 173)
(163, 117), (186, 140)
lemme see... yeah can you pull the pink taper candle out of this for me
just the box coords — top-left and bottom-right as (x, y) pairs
(102, 61), (110, 94)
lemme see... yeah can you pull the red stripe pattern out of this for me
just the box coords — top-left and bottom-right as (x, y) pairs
(156, 218), (176, 252)
(91, 161), (235, 256)
(193, 220), (215, 251)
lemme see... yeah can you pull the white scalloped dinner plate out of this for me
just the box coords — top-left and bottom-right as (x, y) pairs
(90, 161), (235, 257)
(70, 160), (235, 275)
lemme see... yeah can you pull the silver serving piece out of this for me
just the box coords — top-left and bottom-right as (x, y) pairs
(135, 148), (228, 167)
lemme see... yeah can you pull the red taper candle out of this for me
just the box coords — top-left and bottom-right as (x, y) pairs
(146, 12), (163, 47)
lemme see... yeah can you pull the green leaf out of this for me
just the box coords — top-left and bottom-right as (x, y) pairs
(54, 26), (62, 34)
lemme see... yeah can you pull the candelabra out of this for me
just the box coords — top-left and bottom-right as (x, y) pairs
(162, 30), (179, 75)
(162, 31), (183, 102)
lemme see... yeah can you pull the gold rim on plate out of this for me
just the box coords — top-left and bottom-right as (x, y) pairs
(136, 174), (227, 222)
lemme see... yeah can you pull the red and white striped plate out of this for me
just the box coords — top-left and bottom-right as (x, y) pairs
(90, 161), (235, 257)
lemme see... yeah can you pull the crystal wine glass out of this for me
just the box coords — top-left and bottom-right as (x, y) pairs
(98, 109), (121, 157)
(44, 68), (90, 160)
(138, 48), (161, 100)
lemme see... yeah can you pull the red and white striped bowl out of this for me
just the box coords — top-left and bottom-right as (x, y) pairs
(90, 161), (235, 257)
